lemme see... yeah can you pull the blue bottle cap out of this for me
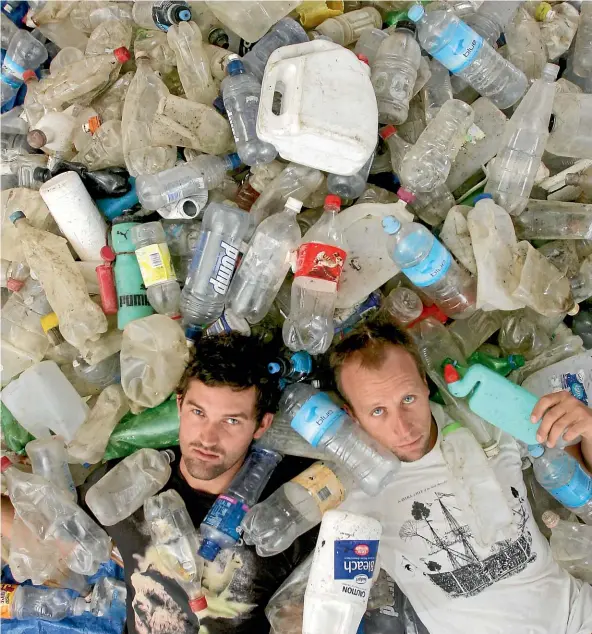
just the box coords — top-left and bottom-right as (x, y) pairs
(268, 362), (281, 374)
(198, 538), (221, 562)
(227, 58), (245, 76)
(178, 9), (191, 21)
(473, 193), (493, 204)
(528, 444), (544, 458)
(407, 4), (425, 22)
(9, 210), (25, 224)
(226, 152), (242, 170)
(185, 325), (203, 343)
(213, 95), (226, 115)
(382, 216), (401, 235)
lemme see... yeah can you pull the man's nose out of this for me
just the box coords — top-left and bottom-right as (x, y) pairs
(197, 419), (220, 447)
(392, 413), (417, 440)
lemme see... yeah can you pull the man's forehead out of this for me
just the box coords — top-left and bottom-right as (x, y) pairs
(340, 345), (423, 389)
(185, 379), (258, 413)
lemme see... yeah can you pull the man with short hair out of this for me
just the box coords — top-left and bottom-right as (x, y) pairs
(330, 317), (592, 634)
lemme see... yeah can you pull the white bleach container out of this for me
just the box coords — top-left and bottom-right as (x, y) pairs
(39, 171), (107, 262)
(257, 40), (378, 176)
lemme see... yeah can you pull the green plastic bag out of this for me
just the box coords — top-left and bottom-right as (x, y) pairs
(103, 395), (180, 461)
(1, 402), (34, 454)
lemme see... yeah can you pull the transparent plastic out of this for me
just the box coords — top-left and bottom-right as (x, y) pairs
(6, 585), (87, 621)
(542, 511), (592, 583)
(505, 6), (547, 82)
(91, 70), (134, 123)
(547, 94), (592, 159)
(73, 120), (125, 170)
(573, 1), (592, 78)
(354, 28), (388, 66)
(421, 58), (453, 123)
(26, 436), (77, 501)
(464, 0), (522, 44)
(513, 200), (592, 241)
(326, 150), (374, 200)
(447, 310), (503, 358)
(1, 30), (48, 106)
(313, 7), (382, 46)
(382, 287), (423, 326)
(89, 576), (127, 617)
(537, 1), (579, 61)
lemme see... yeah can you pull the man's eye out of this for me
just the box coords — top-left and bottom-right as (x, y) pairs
(402, 395), (416, 405)
(192, 409), (204, 417)
(371, 408), (384, 417)
(226, 418), (240, 426)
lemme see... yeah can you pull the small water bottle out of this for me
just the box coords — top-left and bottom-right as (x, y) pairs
(26, 436), (77, 501)
(382, 287), (423, 327)
(2, 585), (87, 621)
(1, 30), (48, 106)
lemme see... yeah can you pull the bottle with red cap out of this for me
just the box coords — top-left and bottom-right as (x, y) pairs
(283, 194), (348, 355)
(0, 30), (48, 107)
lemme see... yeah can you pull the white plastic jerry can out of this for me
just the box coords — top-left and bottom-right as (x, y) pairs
(257, 40), (378, 176)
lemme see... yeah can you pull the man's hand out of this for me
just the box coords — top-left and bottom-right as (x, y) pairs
(531, 391), (592, 448)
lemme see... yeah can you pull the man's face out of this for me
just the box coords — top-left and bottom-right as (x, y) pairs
(177, 380), (270, 481)
(339, 345), (433, 462)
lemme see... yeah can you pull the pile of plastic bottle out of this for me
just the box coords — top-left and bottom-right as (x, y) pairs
(0, 0), (591, 632)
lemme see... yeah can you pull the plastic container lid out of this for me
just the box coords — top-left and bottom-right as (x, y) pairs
(473, 193), (493, 204)
(382, 216), (401, 235)
(268, 362), (281, 374)
(397, 187), (416, 204)
(114, 47), (131, 63)
(325, 194), (341, 210)
(443, 364), (460, 384)
(178, 8), (191, 21)
(9, 210), (26, 224)
(198, 538), (222, 562)
(189, 595), (208, 613)
(442, 422), (463, 437)
(357, 53), (370, 65)
(528, 443), (544, 458)
(541, 510), (559, 529)
(100, 245), (116, 262)
(379, 125), (397, 140)
(226, 56), (244, 76)
(40, 312), (59, 333)
(0, 456), (12, 472)
(407, 4), (425, 22)
(6, 278), (24, 292)
(22, 69), (37, 82)
(26, 129), (47, 149)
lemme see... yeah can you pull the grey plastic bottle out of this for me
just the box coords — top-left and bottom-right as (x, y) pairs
(222, 55), (278, 167)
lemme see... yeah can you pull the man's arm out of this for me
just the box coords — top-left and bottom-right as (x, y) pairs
(531, 391), (592, 471)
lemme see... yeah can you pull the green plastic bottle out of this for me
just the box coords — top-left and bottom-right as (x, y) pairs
(467, 351), (525, 377)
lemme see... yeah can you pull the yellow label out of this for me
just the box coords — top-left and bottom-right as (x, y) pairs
(0, 584), (17, 618)
(136, 243), (176, 287)
(292, 461), (345, 514)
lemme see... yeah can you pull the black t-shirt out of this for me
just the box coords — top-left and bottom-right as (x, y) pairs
(84, 449), (317, 634)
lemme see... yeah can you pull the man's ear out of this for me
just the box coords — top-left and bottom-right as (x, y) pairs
(343, 403), (359, 425)
(253, 412), (274, 440)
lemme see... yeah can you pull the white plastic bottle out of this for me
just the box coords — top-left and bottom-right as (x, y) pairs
(228, 197), (302, 324)
(303, 510), (382, 634)
(26, 436), (77, 501)
(86, 448), (175, 526)
(283, 195), (348, 355)
(408, 3), (527, 109)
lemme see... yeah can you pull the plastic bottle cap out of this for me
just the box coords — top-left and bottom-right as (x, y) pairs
(189, 595), (208, 613)
(473, 193), (493, 204)
(357, 53), (369, 65)
(185, 324), (203, 343)
(285, 197), (303, 214)
(226, 56), (244, 76)
(22, 69), (37, 82)
(40, 312), (60, 333)
(382, 215), (401, 235)
(324, 194), (341, 210)
(508, 354), (525, 369)
(528, 444), (544, 458)
(9, 210), (26, 225)
(443, 364), (460, 384)
(26, 129), (47, 148)
(100, 245), (116, 262)
(213, 95), (226, 115)
(542, 510), (559, 529)
(113, 47), (131, 63)
(178, 8), (191, 21)
(0, 456), (12, 472)
(442, 422), (463, 437)
(407, 4), (425, 22)
(198, 538), (222, 562)
(379, 125), (397, 140)
(6, 278), (24, 292)
(227, 152), (242, 170)
(535, 2), (554, 21)
(567, 304), (580, 317)
(396, 187), (416, 204)
(268, 362), (281, 374)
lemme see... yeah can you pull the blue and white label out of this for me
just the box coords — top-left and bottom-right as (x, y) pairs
(209, 240), (239, 295)
(1, 55), (26, 82)
(202, 495), (249, 541)
(562, 372), (588, 405)
(291, 351), (313, 376)
(432, 22), (483, 74)
(549, 464), (592, 509)
(291, 392), (347, 447)
(402, 238), (452, 288)
(334, 539), (379, 584)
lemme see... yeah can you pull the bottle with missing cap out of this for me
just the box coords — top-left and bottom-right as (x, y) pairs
(131, 0), (191, 31)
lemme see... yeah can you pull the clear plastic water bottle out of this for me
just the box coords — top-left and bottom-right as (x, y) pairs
(407, 3), (527, 109)
(131, 221), (181, 318)
(1, 584), (87, 621)
(227, 197), (302, 324)
(382, 287), (423, 326)
(421, 58), (453, 123)
(529, 444), (592, 525)
(132, 0), (191, 31)
(222, 55), (278, 167)
(383, 215), (477, 319)
(464, 0), (523, 45)
(243, 18), (308, 81)
(400, 99), (474, 193)
(26, 436), (77, 502)
(505, 6), (547, 82)
(88, 577), (127, 618)
(573, 1), (592, 78)
(278, 383), (401, 496)
(181, 202), (250, 327)
(136, 153), (240, 211)
(242, 461), (351, 557)
(283, 195), (348, 355)
(327, 142), (375, 200)
(198, 446), (283, 561)
(354, 28), (388, 66)
(268, 351), (314, 384)
(1, 30), (48, 106)
(85, 448), (175, 526)
(312, 7), (382, 46)
(371, 21), (421, 125)
(485, 64), (559, 216)
(542, 511), (592, 582)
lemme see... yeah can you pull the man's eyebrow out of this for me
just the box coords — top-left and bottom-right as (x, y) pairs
(185, 399), (204, 410)
(223, 412), (250, 419)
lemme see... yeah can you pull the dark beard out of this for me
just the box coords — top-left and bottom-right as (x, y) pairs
(182, 455), (231, 481)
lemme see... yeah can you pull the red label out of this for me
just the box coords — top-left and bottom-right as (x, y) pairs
(354, 544), (370, 556)
(294, 242), (346, 292)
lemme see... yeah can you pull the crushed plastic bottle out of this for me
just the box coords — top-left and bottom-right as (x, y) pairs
(382, 286), (424, 327)
(505, 6), (547, 82)
(312, 7), (382, 46)
(0, 584), (87, 621)
(542, 510), (592, 583)
(1, 30), (48, 107)
(26, 435), (77, 501)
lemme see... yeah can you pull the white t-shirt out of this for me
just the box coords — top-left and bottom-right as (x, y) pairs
(341, 409), (592, 634)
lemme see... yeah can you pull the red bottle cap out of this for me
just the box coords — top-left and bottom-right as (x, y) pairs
(407, 303), (447, 329)
(22, 70), (37, 82)
(189, 595), (208, 613)
(100, 245), (116, 263)
(114, 47), (131, 63)
(397, 187), (416, 204)
(6, 279), (24, 292)
(443, 364), (460, 384)
(1, 456), (12, 473)
(357, 53), (370, 65)
(324, 194), (341, 210)
(379, 125), (397, 140)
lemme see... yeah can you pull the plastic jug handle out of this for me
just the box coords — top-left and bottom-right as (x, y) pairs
(261, 62), (301, 130)
(446, 373), (481, 398)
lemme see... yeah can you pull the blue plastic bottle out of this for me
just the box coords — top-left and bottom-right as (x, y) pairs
(96, 178), (139, 221)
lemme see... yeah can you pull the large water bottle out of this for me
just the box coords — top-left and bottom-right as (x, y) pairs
(383, 216), (476, 319)
(573, 1), (592, 78)
(407, 3), (527, 109)
(400, 99), (474, 193)
(85, 448), (175, 526)
(1, 30), (48, 106)
(241, 460), (352, 557)
(371, 21), (421, 125)
(278, 383), (401, 496)
(180, 202), (250, 327)
(227, 197), (302, 324)
(198, 446), (283, 561)
(1, 585), (88, 621)
(136, 153), (240, 210)
(529, 444), (592, 525)
(485, 64), (559, 216)
(131, 221), (181, 318)
(221, 55), (277, 167)
(283, 195), (348, 355)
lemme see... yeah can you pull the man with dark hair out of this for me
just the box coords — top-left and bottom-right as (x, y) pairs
(330, 316), (592, 634)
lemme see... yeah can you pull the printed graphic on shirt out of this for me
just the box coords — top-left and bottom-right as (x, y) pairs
(398, 486), (535, 598)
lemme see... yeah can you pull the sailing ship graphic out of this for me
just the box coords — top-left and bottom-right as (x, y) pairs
(399, 491), (536, 598)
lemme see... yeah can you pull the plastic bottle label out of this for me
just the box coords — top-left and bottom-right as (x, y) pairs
(401, 238), (451, 288)
(549, 370), (589, 406)
(334, 539), (379, 601)
(294, 242), (347, 292)
(135, 243), (176, 286)
(2, 55), (26, 82)
(291, 392), (347, 447)
(549, 463), (592, 509)
(292, 461), (346, 513)
(165, 177), (205, 204)
(432, 22), (483, 74)
(291, 351), (313, 377)
(0, 584), (16, 618)
(202, 494), (249, 541)
(208, 240), (239, 296)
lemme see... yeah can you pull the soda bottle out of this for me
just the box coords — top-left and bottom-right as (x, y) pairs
(181, 203), (250, 327)
(382, 287), (423, 327)
(278, 383), (401, 496)
(241, 461), (351, 557)
(572, 1), (592, 78)
(542, 511), (592, 582)
(88, 577), (127, 617)
(407, 3), (527, 109)
(227, 197), (302, 324)
(528, 444), (592, 525)
(132, 0), (191, 31)
(85, 448), (175, 526)
(198, 446), (283, 561)
(1, 30), (48, 106)
(464, 0), (522, 45)
(283, 195), (347, 355)
(136, 153), (240, 210)
(421, 58), (453, 124)
(0, 584), (87, 621)
(268, 351), (314, 384)
(1, 456), (111, 575)
(303, 510), (381, 634)
(467, 351), (525, 376)
(221, 55), (278, 167)
(382, 215), (476, 319)
(505, 6), (547, 82)
(371, 21), (421, 125)
(26, 436), (77, 501)
(312, 7), (382, 46)
(485, 64), (559, 216)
